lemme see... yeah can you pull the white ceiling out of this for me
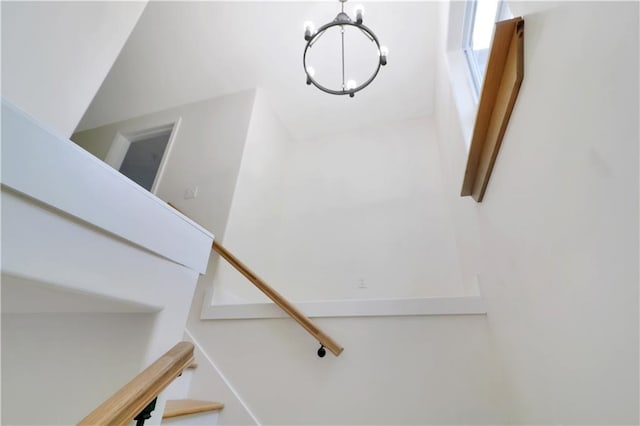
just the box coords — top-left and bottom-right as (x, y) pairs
(77, 1), (440, 141)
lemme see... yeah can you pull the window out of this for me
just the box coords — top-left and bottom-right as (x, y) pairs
(463, 0), (513, 96)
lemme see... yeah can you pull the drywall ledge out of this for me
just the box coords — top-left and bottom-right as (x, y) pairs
(201, 296), (487, 319)
(1, 99), (213, 273)
(461, 17), (524, 202)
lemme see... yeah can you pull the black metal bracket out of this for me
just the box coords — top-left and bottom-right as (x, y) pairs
(133, 397), (157, 426)
(317, 344), (326, 358)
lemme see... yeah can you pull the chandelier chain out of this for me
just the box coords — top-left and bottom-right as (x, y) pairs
(341, 26), (345, 89)
(341, 0), (345, 89)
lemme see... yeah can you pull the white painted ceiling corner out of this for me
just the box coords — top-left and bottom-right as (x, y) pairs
(77, 1), (440, 141)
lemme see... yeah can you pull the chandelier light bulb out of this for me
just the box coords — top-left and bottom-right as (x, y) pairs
(346, 79), (357, 90)
(380, 45), (389, 66)
(306, 66), (315, 78)
(353, 4), (365, 23)
(304, 21), (316, 40)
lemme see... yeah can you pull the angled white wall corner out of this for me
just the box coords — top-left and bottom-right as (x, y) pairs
(1, 1), (147, 137)
(435, 1), (639, 423)
(209, 88), (295, 305)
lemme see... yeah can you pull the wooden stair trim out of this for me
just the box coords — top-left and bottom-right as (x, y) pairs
(77, 342), (194, 425)
(163, 399), (224, 419)
(461, 17), (525, 201)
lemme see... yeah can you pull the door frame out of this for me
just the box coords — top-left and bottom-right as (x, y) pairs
(104, 118), (182, 194)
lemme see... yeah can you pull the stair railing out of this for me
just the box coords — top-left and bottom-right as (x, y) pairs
(212, 240), (344, 357)
(77, 341), (194, 425)
(167, 203), (343, 357)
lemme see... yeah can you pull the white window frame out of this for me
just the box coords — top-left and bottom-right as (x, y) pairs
(462, 0), (513, 99)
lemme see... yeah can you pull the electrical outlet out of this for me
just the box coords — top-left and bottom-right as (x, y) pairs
(184, 185), (199, 199)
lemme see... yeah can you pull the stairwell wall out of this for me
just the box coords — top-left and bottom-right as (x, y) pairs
(210, 91), (466, 304)
(435, 1), (639, 423)
(184, 90), (512, 424)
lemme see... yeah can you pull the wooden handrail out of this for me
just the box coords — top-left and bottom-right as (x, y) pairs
(213, 240), (344, 356)
(77, 341), (194, 425)
(167, 203), (343, 357)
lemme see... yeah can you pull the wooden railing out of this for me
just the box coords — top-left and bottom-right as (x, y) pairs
(77, 341), (194, 425)
(166, 202), (343, 357)
(212, 240), (344, 357)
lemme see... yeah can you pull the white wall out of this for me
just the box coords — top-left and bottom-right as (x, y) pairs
(436, 1), (638, 423)
(72, 90), (256, 237)
(181, 91), (509, 425)
(185, 2), (638, 423)
(191, 235), (509, 424)
(2, 312), (155, 425)
(186, 313), (511, 424)
(1, 1), (147, 137)
(212, 92), (465, 303)
(278, 116), (464, 300)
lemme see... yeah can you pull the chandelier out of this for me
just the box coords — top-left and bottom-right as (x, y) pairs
(303, 0), (388, 98)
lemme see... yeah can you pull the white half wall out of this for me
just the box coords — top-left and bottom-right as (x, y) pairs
(1, 1), (147, 137)
(2, 100), (213, 274)
(436, 1), (638, 423)
(1, 100), (214, 425)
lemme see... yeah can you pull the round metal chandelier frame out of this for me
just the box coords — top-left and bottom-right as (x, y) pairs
(303, 2), (388, 98)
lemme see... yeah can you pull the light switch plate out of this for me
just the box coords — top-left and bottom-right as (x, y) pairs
(184, 185), (199, 199)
